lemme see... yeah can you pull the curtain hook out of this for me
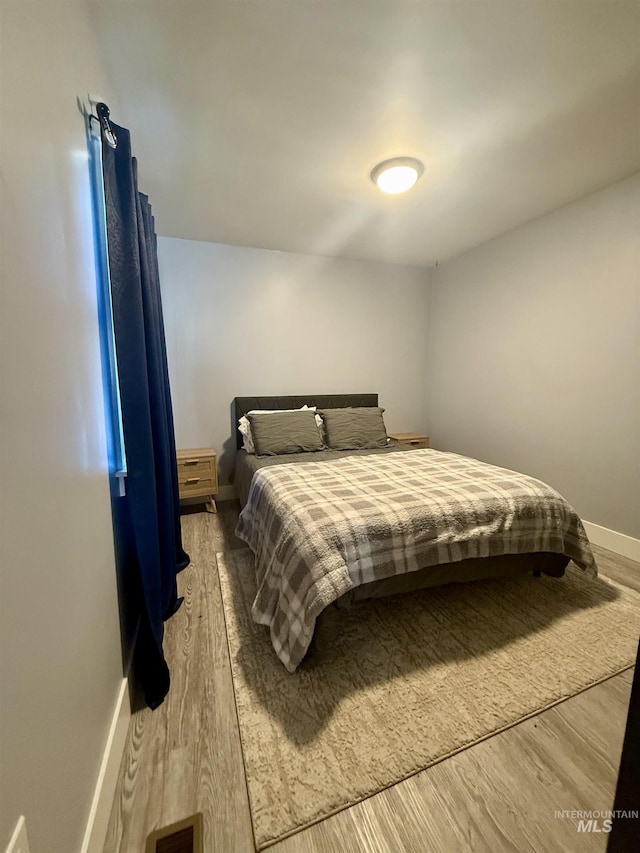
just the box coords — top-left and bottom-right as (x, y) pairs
(96, 102), (117, 149)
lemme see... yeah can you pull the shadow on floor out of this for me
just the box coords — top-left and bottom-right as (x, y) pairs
(218, 547), (629, 745)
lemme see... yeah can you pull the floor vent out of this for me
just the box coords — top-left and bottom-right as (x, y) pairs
(145, 813), (203, 853)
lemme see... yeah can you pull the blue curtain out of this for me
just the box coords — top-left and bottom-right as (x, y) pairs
(101, 121), (189, 709)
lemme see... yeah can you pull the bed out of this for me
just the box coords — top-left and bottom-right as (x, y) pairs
(232, 394), (597, 671)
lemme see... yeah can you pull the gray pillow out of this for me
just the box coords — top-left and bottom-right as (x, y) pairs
(319, 407), (388, 450)
(247, 410), (325, 456)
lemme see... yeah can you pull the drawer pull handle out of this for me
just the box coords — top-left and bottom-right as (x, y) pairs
(185, 459), (200, 465)
(186, 477), (200, 485)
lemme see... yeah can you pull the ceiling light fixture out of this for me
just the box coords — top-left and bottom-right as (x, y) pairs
(370, 156), (424, 194)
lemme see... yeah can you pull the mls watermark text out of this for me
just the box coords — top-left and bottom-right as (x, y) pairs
(554, 810), (639, 833)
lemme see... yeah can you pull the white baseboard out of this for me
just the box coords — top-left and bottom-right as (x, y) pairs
(583, 520), (640, 562)
(5, 816), (30, 853)
(80, 677), (131, 853)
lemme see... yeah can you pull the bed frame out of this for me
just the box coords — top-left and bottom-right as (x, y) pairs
(232, 393), (378, 449)
(232, 391), (568, 634)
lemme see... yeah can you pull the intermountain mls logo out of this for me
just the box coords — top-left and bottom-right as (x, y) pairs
(554, 810), (639, 833)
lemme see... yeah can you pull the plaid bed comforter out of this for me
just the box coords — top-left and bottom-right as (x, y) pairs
(235, 449), (597, 672)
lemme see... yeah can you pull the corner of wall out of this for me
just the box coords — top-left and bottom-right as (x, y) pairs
(423, 263), (437, 430)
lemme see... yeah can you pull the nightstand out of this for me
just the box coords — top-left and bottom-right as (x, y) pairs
(176, 448), (218, 513)
(388, 432), (430, 449)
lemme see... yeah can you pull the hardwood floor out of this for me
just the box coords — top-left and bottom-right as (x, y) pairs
(104, 507), (253, 853)
(104, 503), (638, 852)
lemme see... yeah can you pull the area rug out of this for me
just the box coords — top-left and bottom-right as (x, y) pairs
(217, 549), (640, 849)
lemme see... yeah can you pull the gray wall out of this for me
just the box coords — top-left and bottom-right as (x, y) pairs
(0, 4), (123, 851)
(158, 238), (431, 485)
(427, 174), (640, 538)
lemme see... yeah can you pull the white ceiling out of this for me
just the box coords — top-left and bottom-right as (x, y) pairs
(90, 1), (640, 267)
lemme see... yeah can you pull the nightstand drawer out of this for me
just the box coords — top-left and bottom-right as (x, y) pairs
(388, 432), (430, 449)
(404, 438), (429, 449)
(179, 476), (216, 496)
(176, 460), (213, 479)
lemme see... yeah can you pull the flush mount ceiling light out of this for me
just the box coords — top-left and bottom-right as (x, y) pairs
(370, 156), (424, 194)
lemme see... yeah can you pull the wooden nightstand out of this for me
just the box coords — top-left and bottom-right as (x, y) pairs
(388, 432), (430, 449)
(176, 448), (218, 513)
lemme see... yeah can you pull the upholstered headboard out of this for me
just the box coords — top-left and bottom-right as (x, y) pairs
(232, 394), (378, 449)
